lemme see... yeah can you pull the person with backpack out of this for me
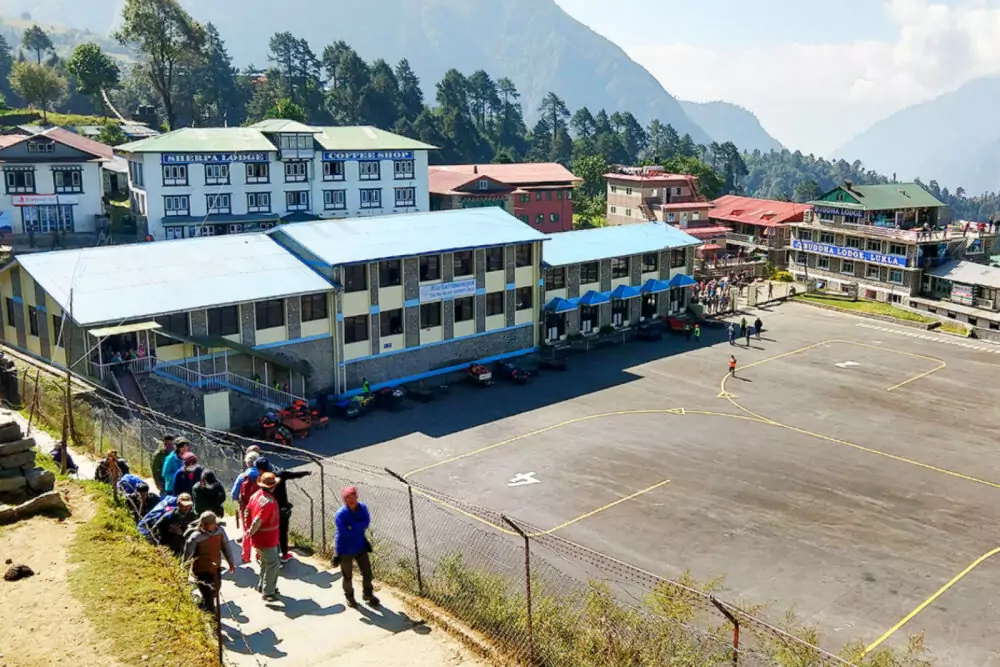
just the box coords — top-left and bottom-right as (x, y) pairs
(95, 450), (130, 486)
(183, 511), (236, 614)
(238, 464), (263, 563)
(125, 482), (160, 524)
(171, 452), (203, 496)
(161, 439), (191, 494)
(193, 470), (226, 518)
(151, 435), (175, 495)
(117, 473), (145, 497)
(138, 493), (195, 555)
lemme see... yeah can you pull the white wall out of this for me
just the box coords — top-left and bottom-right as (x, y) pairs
(1, 161), (104, 234)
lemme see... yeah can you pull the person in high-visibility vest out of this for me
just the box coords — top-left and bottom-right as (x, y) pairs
(729, 355), (737, 377)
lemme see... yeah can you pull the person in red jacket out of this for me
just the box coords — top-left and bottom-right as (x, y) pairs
(247, 471), (281, 600)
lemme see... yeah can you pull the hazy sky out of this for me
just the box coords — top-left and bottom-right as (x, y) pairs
(554, 0), (1000, 155)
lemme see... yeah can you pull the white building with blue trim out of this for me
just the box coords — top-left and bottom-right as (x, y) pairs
(116, 119), (434, 242)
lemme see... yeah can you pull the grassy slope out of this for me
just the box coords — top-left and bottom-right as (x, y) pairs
(796, 293), (936, 323)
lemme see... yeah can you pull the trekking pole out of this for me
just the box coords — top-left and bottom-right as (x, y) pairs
(215, 571), (224, 665)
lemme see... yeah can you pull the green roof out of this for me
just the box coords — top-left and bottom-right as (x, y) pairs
(247, 119), (318, 134)
(810, 183), (945, 211)
(314, 126), (436, 151)
(116, 127), (277, 154)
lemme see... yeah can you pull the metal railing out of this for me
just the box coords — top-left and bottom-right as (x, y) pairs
(154, 362), (304, 407)
(92, 355), (156, 381)
(726, 231), (756, 245)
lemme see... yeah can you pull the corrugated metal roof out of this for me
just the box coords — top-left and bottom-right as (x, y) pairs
(926, 260), (1000, 289)
(430, 162), (578, 186)
(271, 208), (547, 266)
(116, 127), (277, 154)
(810, 183), (945, 211)
(248, 119), (319, 133)
(16, 234), (332, 327)
(711, 195), (811, 227)
(313, 126), (436, 151)
(542, 222), (702, 267)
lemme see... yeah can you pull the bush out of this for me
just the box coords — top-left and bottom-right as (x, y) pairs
(775, 270), (794, 282)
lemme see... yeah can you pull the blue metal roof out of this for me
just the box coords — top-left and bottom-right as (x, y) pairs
(544, 297), (579, 313)
(610, 284), (641, 299)
(542, 222), (702, 267)
(578, 290), (610, 306)
(667, 273), (697, 288)
(271, 208), (547, 266)
(641, 278), (670, 294)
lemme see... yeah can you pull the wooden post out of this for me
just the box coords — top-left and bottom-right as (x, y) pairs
(60, 289), (74, 475)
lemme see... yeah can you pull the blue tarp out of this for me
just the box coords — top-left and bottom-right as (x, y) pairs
(667, 273), (697, 288)
(544, 297), (579, 314)
(610, 284), (641, 299)
(641, 278), (670, 293)
(578, 290), (611, 306)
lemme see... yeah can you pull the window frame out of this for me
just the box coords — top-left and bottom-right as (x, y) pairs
(284, 160), (308, 183)
(419, 255), (441, 282)
(394, 186), (416, 207)
(393, 159), (415, 179)
(322, 161), (345, 182)
(246, 162), (270, 184)
(579, 262), (599, 284)
(866, 264), (881, 279)
(5, 169), (35, 194)
(343, 264), (368, 293)
(454, 297), (474, 322)
(205, 193), (231, 214)
(486, 247), (504, 272)
(888, 269), (905, 285)
(301, 293), (328, 322)
(27, 305), (38, 337)
(358, 160), (381, 181)
(611, 256), (629, 278)
(453, 251), (474, 277)
(343, 314), (369, 344)
(247, 192), (271, 213)
(161, 164), (188, 186)
(379, 308), (404, 336)
(323, 189), (347, 210)
(515, 287), (532, 311)
(544, 267), (566, 290)
(485, 291), (505, 316)
(53, 168), (83, 194)
(515, 244), (532, 268)
(840, 260), (855, 275)
(163, 195), (190, 217)
(641, 253), (658, 273)
(254, 299), (285, 330)
(285, 190), (309, 211)
(207, 305), (240, 337)
(670, 249), (687, 269)
(817, 256), (831, 270)
(204, 163), (229, 185)
(4, 297), (14, 327)
(379, 259), (402, 287)
(360, 188), (382, 209)
(419, 302), (442, 328)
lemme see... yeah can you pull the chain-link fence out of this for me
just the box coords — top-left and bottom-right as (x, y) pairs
(14, 355), (862, 667)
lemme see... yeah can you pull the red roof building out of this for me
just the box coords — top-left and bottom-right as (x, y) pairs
(604, 166), (710, 227)
(709, 195), (812, 265)
(429, 163), (579, 232)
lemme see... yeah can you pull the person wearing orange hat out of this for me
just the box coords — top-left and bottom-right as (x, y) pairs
(247, 471), (281, 600)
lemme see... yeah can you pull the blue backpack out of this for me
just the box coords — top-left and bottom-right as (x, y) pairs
(117, 474), (144, 496)
(137, 495), (178, 538)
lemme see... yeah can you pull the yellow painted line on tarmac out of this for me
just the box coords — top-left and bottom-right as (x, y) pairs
(537, 478), (672, 536)
(864, 547), (1000, 655)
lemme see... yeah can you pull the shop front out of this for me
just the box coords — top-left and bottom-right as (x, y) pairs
(13, 194), (78, 233)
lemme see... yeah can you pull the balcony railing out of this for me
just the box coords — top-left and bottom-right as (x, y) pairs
(155, 362), (304, 407)
(726, 232), (757, 245)
(92, 355), (156, 382)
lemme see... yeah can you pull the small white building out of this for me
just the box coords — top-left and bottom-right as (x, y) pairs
(0, 127), (109, 238)
(116, 119), (435, 241)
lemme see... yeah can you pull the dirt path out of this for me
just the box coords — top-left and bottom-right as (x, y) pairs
(0, 483), (127, 667)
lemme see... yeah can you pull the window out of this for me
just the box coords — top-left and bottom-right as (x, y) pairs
(866, 265), (881, 279)
(535, 214), (544, 225)
(206, 193), (231, 214)
(841, 260), (855, 275)
(799, 230), (812, 241)
(866, 239), (881, 251)
(204, 163), (229, 185)
(453, 251), (474, 276)
(4, 298), (13, 327)
(27, 306), (38, 337)
(301, 294), (328, 322)
(545, 267), (566, 290)
(247, 192), (271, 212)
(580, 262), (599, 283)
(393, 159), (414, 179)
(27, 140), (54, 153)
(360, 188), (382, 209)
(420, 302), (441, 328)
(285, 190), (309, 210)
(611, 256), (629, 278)
(674, 187), (682, 195)
(323, 189), (346, 210)
(641, 253), (658, 273)
(246, 162), (269, 183)
(207, 306), (239, 336)
(284, 161), (308, 182)
(846, 236), (862, 249)
(486, 291), (504, 316)
(670, 249), (686, 268)
(343, 264), (367, 293)
(162, 164), (187, 186)
(323, 161), (345, 181)
(23, 205), (73, 233)
(519, 194), (529, 203)
(550, 213), (560, 224)
(419, 255), (440, 281)
(5, 170), (34, 193)
(51, 315), (63, 347)
(515, 244), (532, 267)
(546, 190), (553, 201)
(454, 297), (474, 322)
(625, 187), (633, 196)
(518, 214), (529, 224)
(535, 191), (542, 201)
(344, 315), (369, 344)
(557, 190), (564, 200)
(820, 232), (835, 244)
(516, 287), (532, 310)
(477, 179), (489, 191)
(625, 208), (632, 217)
(278, 134), (312, 150)
(817, 256), (830, 270)
(889, 269), (904, 285)
(610, 185), (617, 194)
(359, 160), (380, 181)
(155, 313), (190, 341)
(53, 169), (82, 193)
(380, 308), (403, 336)
(486, 247), (504, 271)
(394, 187), (415, 207)
(255, 300), (285, 329)
(379, 260), (401, 286)
(889, 243), (907, 256)
(610, 206), (617, 214)
(163, 195), (190, 216)
(129, 161), (144, 187)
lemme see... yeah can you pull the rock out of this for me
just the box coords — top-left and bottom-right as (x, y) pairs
(14, 491), (66, 520)
(24, 468), (54, 493)
(3, 564), (34, 581)
(0, 438), (33, 457)
(0, 422), (22, 444)
(0, 450), (34, 470)
(0, 475), (26, 493)
(0, 506), (13, 524)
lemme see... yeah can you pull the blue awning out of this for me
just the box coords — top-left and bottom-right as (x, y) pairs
(578, 290), (610, 306)
(544, 297), (579, 314)
(641, 279), (670, 294)
(667, 273), (697, 288)
(610, 284), (641, 299)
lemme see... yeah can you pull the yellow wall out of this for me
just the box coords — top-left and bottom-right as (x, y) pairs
(453, 320), (475, 338)
(545, 287), (567, 301)
(486, 314), (505, 331)
(515, 308), (533, 326)
(514, 266), (534, 287)
(485, 272), (505, 293)
(580, 281), (601, 295)
(612, 277), (631, 290)
(381, 333), (404, 352)
(420, 326), (443, 344)
(343, 340), (369, 361)
(379, 286), (403, 310)
(342, 291), (369, 317)
(0, 271), (14, 345)
(157, 342), (196, 363)
(641, 271), (659, 284)
(301, 317), (330, 338)
(256, 325), (287, 346)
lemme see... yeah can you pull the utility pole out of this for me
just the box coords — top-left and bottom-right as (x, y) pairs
(60, 288), (74, 475)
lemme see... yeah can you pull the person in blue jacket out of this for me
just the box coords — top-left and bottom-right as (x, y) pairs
(161, 438), (191, 494)
(333, 486), (379, 608)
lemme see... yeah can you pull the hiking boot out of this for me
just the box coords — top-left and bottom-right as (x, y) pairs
(345, 595), (357, 608)
(280, 552), (294, 564)
(363, 594), (381, 608)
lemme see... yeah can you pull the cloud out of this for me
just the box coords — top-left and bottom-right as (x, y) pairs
(628, 0), (1000, 155)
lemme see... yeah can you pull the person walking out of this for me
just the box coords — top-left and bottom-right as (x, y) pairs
(694, 323), (701, 343)
(740, 317), (748, 338)
(171, 452), (204, 497)
(767, 282), (774, 300)
(247, 472), (282, 601)
(728, 322), (736, 346)
(729, 355), (737, 377)
(151, 435), (175, 495)
(362, 377), (371, 396)
(193, 470), (226, 518)
(684, 322), (692, 342)
(184, 511), (236, 614)
(265, 463), (313, 564)
(161, 438), (191, 495)
(237, 464), (262, 564)
(334, 486), (380, 608)
(744, 324), (751, 347)
(754, 317), (763, 340)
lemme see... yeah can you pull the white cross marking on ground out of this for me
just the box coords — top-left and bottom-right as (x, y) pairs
(835, 361), (861, 368)
(507, 472), (541, 487)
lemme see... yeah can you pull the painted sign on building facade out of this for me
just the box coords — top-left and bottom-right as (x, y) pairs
(11, 194), (79, 206)
(419, 278), (477, 303)
(791, 239), (907, 267)
(322, 150), (415, 162)
(813, 205), (864, 219)
(951, 283), (974, 306)
(161, 152), (270, 164)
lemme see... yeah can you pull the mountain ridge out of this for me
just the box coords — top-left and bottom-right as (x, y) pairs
(679, 100), (783, 153)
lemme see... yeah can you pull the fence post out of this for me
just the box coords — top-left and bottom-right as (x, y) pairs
(214, 572), (224, 665)
(710, 596), (739, 667)
(385, 468), (424, 596)
(26, 371), (39, 437)
(316, 459), (327, 554)
(501, 515), (534, 666)
(98, 413), (105, 455)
